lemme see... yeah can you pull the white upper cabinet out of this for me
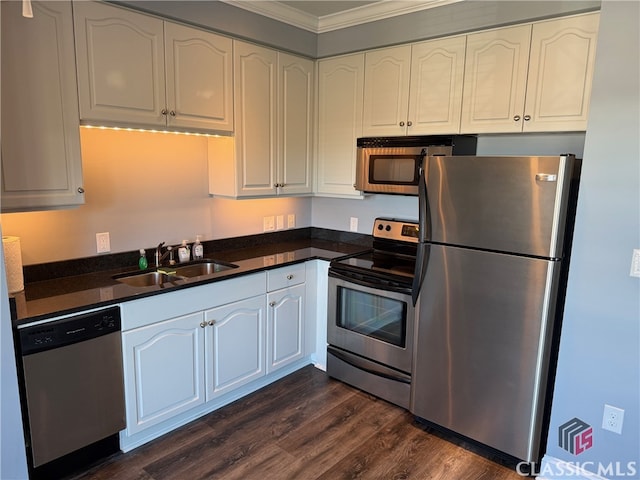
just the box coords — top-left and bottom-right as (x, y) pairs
(315, 53), (365, 197)
(408, 36), (467, 135)
(523, 13), (600, 132)
(362, 46), (411, 136)
(209, 42), (313, 198)
(1, 0), (84, 212)
(461, 12), (599, 133)
(362, 36), (466, 136)
(73, 1), (233, 132)
(278, 53), (314, 196)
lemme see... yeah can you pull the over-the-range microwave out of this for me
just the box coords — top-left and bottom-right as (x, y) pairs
(355, 135), (477, 195)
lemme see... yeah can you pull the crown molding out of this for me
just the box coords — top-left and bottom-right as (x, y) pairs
(219, 0), (465, 34)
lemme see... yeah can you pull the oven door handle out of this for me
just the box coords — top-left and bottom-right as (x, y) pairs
(329, 269), (412, 295)
(328, 347), (411, 384)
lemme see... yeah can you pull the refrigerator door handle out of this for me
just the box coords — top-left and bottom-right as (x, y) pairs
(411, 243), (430, 306)
(417, 153), (429, 243)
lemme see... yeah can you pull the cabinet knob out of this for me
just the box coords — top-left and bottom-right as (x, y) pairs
(523, 115), (531, 121)
(77, 187), (85, 194)
(269, 301), (276, 307)
(199, 321), (207, 328)
(161, 109), (168, 115)
(286, 274), (294, 280)
(513, 115), (521, 121)
(170, 110), (176, 117)
(407, 121), (413, 127)
(208, 320), (216, 326)
(274, 183), (280, 188)
(399, 121), (405, 127)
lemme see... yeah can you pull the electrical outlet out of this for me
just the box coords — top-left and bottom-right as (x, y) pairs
(350, 217), (358, 232)
(263, 216), (275, 232)
(602, 404), (624, 434)
(288, 214), (296, 228)
(276, 215), (284, 230)
(630, 249), (640, 277)
(96, 232), (110, 253)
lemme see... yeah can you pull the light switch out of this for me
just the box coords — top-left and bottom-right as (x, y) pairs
(263, 216), (275, 232)
(288, 214), (296, 228)
(276, 215), (284, 230)
(630, 249), (640, 277)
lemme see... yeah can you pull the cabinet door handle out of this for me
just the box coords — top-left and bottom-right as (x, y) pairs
(77, 187), (85, 194)
(523, 115), (531, 121)
(407, 121), (413, 127)
(513, 115), (521, 121)
(161, 109), (168, 115)
(286, 274), (294, 280)
(399, 121), (405, 127)
(170, 110), (176, 117)
(208, 320), (216, 326)
(199, 321), (207, 328)
(269, 301), (276, 307)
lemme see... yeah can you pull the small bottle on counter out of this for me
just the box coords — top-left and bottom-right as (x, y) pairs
(138, 249), (148, 270)
(178, 240), (190, 263)
(193, 235), (204, 260)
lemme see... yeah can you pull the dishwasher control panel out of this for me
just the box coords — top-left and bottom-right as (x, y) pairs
(19, 306), (121, 355)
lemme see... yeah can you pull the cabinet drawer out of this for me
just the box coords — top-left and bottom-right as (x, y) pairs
(267, 264), (306, 291)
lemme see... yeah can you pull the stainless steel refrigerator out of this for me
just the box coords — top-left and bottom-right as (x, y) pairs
(410, 154), (579, 463)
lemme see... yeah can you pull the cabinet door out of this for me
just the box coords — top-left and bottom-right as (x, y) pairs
(408, 36), (466, 135)
(74, 1), (166, 126)
(122, 312), (205, 435)
(267, 284), (305, 373)
(234, 41), (278, 197)
(461, 24), (531, 133)
(205, 296), (266, 400)
(362, 45), (412, 136)
(523, 13), (599, 132)
(164, 23), (233, 132)
(1, 1), (84, 212)
(278, 53), (314, 195)
(316, 54), (365, 197)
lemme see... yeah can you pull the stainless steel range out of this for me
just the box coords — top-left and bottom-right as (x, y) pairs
(327, 217), (418, 408)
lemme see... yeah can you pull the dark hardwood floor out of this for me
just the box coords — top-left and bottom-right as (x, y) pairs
(69, 366), (524, 480)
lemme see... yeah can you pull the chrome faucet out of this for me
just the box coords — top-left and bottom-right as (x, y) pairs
(154, 242), (175, 267)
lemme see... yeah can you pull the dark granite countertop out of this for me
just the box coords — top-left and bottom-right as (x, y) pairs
(11, 230), (371, 326)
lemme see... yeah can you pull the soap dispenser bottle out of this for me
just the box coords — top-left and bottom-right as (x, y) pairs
(138, 249), (148, 270)
(193, 235), (204, 260)
(178, 240), (190, 263)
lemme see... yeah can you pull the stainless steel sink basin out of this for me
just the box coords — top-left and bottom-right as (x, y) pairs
(113, 259), (237, 287)
(113, 271), (182, 287)
(173, 259), (238, 278)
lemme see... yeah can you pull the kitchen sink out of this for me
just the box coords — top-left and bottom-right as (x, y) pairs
(113, 259), (238, 287)
(172, 259), (238, 278)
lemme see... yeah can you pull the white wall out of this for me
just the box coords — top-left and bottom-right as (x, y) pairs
(540, 2), (640, 477)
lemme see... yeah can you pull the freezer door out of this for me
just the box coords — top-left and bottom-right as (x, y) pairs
(411, 245), (561, 462)
(426, 155), (574, 258)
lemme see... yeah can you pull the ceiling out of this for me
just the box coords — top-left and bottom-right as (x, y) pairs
(220, 0), (464, 33)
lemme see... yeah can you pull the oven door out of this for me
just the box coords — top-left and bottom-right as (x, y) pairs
(327, 269), (415, 374)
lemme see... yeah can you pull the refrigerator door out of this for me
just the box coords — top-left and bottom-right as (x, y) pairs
(426, 155), (574, 258)
(411, 244), (561, 461)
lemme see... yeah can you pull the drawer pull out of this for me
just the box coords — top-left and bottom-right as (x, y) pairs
(286, 274), (294, 280)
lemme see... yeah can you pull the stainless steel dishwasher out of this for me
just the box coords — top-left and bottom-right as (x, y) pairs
(18, 306), (125, 468)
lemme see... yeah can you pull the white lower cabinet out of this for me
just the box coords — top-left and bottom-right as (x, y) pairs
(120, 267), (312, 450)
(205, 295), (266, 400)
(122, 312), (206, 435)
(267, 284), (305, 373)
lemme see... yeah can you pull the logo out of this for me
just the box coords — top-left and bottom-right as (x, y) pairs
(559, 417), (593, 455)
